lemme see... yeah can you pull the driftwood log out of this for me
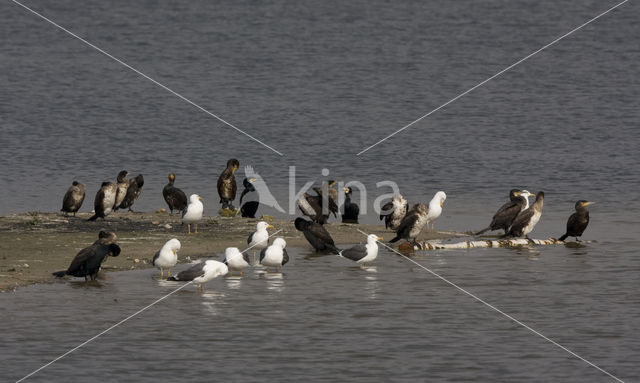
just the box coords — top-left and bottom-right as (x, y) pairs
(412, 237), (567, 251)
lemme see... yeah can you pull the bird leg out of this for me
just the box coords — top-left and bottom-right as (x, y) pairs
(187, 224), (191, 234)
(167, 269), (171, 278)
(194, 224), (199, 234)
(199, 284), (203, 292)
(160, 268), (164, 279)
(253, 250), (256, 264)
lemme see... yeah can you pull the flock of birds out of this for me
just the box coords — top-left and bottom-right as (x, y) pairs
(54, 158), (594, 291)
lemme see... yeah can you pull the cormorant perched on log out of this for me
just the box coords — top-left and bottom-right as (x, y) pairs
(476, 189), (533, 235)
(342, 187), (359, 224)
(380, 194), (408, 230)
(113, 170), (129, 211)
(61, 181), (86, 216)
(294, 217), (340, 254)
(88, 181), (117, 221)
(389, 203), (430, 245)
(240, 177), (259, 218)
(163, 173), (187, 214)
(52, 231), (121, 280)
(217, 158), (239, 210)
(119, 174), (144, 212)
(558, 200), (593, 242)
(504, 191), (545, 239)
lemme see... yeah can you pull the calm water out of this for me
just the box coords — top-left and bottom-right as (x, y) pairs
(2, 0), (639, 381)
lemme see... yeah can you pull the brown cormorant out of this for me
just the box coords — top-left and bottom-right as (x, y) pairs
(163, 173), (188, 214)
(217, 158), (239, 210)
(476, 189), (533, 235)
(295, 217), (340, 254)
(88, 181), (117, 221)
(113, 170), (129, 211)
(389, 203), (430, 245)
(342, 187), (359, 224)
(61, 181), (86, 216)
(504, 191), (545, 239)
(558, 200), (593, 242)
(379, 194), (408, 230)
(52, 231), (121, 280)
(297, 191), (329, 224)
(119, 174), (144, 212)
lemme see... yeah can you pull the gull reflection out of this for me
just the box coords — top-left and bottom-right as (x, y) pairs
(263, 272), (284, 292)
(364, 266), (378, 300)
(201, 291), (226, 315)
(225, 275), (243, 290)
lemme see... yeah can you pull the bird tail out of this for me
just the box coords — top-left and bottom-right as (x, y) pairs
(475, 227), (490, 236)
(389, 236), (400, 243)
(87, 214), (98, 221)
(52, 270), (66, 278)
(167, 276), (178, 281)
(558, 233), (569, 242)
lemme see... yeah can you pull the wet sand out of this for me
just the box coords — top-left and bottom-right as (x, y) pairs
(0, 211), (466, 291)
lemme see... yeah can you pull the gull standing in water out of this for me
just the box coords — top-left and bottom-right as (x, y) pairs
(247, 221), (273, 263)
(338, 234), (381, 267)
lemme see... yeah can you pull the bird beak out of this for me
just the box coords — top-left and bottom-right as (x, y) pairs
(584, 201), (595, 206)
(440, 201), (444, 207)
(267, 225), (274, 229)
(377, 236), (383, 241)
(173, 251), (176, 255)
(250, 178), (256, 183)
(199, 197), (203, 201)
(343, 187), (349, 193)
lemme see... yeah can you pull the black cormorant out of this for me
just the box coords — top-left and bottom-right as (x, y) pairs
(476, 189), (533, 235)
(389, 203), (430, 245)
(558, 200), (593, 242)
(61, 181), (86, 216)
(342, 187), (359, 224)
(240, 177), (259, 218)
(294, 217), (340, 254)
(113, 170), (129, 211)
(162, 173), (188, 214)
(88, 181), (117, 221)
(217, 158), (239, 210)
(119, 174), (144, 212)
(379, 194), (408, 230)
(504, 191), (545, 239)
(52, 231), (121, 280)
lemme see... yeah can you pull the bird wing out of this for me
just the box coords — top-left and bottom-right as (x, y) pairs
(341, 244), (367, 262)
(490, 200), (522, 228)
(380, 201), (394, 220)
(152, 250), (161, 266)
(174, 262), (206, 281)
(247, 232), (254, 245)
(395, 212), (419, 238)
(94, 188), (105, 210)
(307, 223), (336, 246)
(509, 208), (534, 235)
(62, 188), (75, 211)
(282, 248), (289, 265)
(242, 252), (251, 264)
(66, 244), (97, 275)
(259, 247), (268, 263)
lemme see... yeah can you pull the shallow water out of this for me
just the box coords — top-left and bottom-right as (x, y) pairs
(2, 244), (639, 382)
(2, 0), (640, 381)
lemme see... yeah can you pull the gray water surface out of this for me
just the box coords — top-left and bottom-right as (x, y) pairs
(2, 245), (639, 382)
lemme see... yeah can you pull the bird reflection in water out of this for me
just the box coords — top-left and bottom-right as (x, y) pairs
(263, 272), (284, 292)
(201, 291), (226, 315)
(364, 266), (379, 300)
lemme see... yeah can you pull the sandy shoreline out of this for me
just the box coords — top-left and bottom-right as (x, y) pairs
(0, 211), (467, 291)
